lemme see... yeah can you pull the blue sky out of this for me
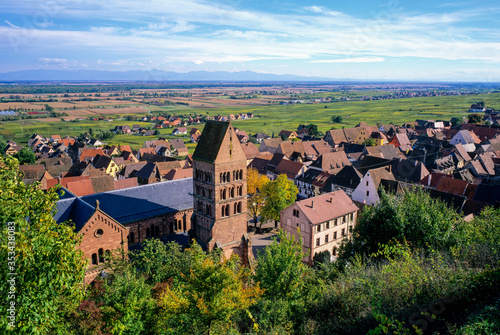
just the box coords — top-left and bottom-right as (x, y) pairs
(0, 0), (499, 81)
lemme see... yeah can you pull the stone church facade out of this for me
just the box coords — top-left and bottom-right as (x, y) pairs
(191, 121), (251, 262)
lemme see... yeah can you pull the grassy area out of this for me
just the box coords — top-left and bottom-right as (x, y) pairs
(2, 92), (499, 149)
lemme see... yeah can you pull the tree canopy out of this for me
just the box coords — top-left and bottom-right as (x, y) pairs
(0, 155), (86, 334)
(260, 174), (298, 227)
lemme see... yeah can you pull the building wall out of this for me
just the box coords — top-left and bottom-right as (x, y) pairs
(281, 204), (357, 263)
(124, 208), (193, 246)
(78, 210), (129, 283)
(351, 172), (380, 205)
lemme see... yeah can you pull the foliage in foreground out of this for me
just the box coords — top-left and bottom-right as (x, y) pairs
(0, 155), (87, 334)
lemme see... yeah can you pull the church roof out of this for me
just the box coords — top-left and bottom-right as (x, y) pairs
(192, 121), (230, 163)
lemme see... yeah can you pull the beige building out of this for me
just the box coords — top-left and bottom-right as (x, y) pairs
(280, 190), (358, 263)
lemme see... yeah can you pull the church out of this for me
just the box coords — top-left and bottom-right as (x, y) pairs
(190, 120), (252, 262)
(54, 120), (251, 283)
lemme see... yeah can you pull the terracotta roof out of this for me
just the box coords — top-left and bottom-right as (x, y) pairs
(478, 153), (495, 175)
(66, 179), (94, 196)
(114, 178), (138, 190)
(311, 140), (332, 155)
(278, 141), (305, 159)
(139, 147), (156, 158)
(156, 161), (184, 175)
(435, 176), (468, 196)
(164, 168), (193, 180)
(365, 144), (401, 160)
(294, 190), (358, 224)
(90, 175), (115, 194)
(249, 157), (270, 174)
(274, 159), (305, 179)
(58, 176), (91, 188)
(469, 160), (488, 176)
(310, 151), (350, 174)
(241, 142), (261, 160)
(368, 166), (395, 189)
(80, 148), (105, 162)
(170, 138), (187, 150)
(324, 129), (348, 145)
(261, 138), (283, 150)
(453, 143), (471, 162)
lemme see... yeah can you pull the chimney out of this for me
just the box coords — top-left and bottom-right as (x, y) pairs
(311, 201), (314, 209)
(427, 174), (431, 187)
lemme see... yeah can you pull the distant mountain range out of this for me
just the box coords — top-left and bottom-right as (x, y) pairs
(0, 69), (335, 82)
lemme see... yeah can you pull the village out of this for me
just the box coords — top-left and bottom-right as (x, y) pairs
(2, 101), (499, 284)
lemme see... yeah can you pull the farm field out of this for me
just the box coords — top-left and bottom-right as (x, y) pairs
(1, 83), (499, 152)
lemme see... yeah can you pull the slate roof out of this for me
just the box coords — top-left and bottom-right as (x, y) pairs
(53, 197), (96, 231)
(294, 190), (358, 224)
(391, 159), (429, 182)
(93, 154), (113, 170)
(80, 178), (193, 224)
(192, 121), (229, 163)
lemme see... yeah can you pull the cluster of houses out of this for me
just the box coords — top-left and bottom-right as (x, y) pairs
(4, 104), (500, 281)
(4, 133), (193, 199)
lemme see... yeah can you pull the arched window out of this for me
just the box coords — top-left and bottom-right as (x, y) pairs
(233, 170), (236, 180)
(223, 189), (226, 200)
(92, 253), (98, 265)
(226, 172), (230, 182)
(234, 203), (237, 214)
(239, 170), (243, 180)
(230, 188), (234, 198)
(221, 205), (226, 217)
(238, 202), (242, 213)
(98, 248), (104, 263)
(225, 204), (230, 217)
(220, 172), (223, 183)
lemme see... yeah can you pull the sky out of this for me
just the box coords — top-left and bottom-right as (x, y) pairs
(0, 0), (499, 81)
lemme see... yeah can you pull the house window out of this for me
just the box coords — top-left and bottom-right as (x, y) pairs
(91, 253), (98, 265)
(342, 228), (345, 237)
(129, 232), (135, 244)
(316, 238), (320, 247)
(332, 247), (337, 256)
(366, 180), (369, 186)
(316, 225), (321, 233)
(325, 235), (329, 243)
(326, 222), (330, 229)
(349, 226), (353, 233)
(366, 190), (370, 197)
(333, 231), (337, 240)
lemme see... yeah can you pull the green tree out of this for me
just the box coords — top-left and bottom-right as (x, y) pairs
(261, 174), (298, 228)
(154, 242), (262, 334)
(12, 148), (36, 165)
(247, 168), (270, 232)
(468, 113), (483, 124)
(364, 137), (377, 146)
(0, 155), (86, 334)
(306, 124), (320, 136)
(331, 116), (343, 123)
(340, 189), (463, 259)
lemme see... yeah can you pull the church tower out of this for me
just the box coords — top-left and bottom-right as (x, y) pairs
(191, 121), (250, 260)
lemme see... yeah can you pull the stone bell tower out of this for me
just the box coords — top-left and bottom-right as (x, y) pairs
(191, 121), (251, 261)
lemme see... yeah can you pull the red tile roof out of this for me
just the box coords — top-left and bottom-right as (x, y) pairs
(294, 190), (358, 224)
(435, 176), (468, 196)
(66, 179), (94, 196)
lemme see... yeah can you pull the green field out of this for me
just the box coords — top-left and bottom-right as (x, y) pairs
(1, 92), (499, 152)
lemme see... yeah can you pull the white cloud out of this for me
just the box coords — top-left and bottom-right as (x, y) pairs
(312, 57), (385, 63)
